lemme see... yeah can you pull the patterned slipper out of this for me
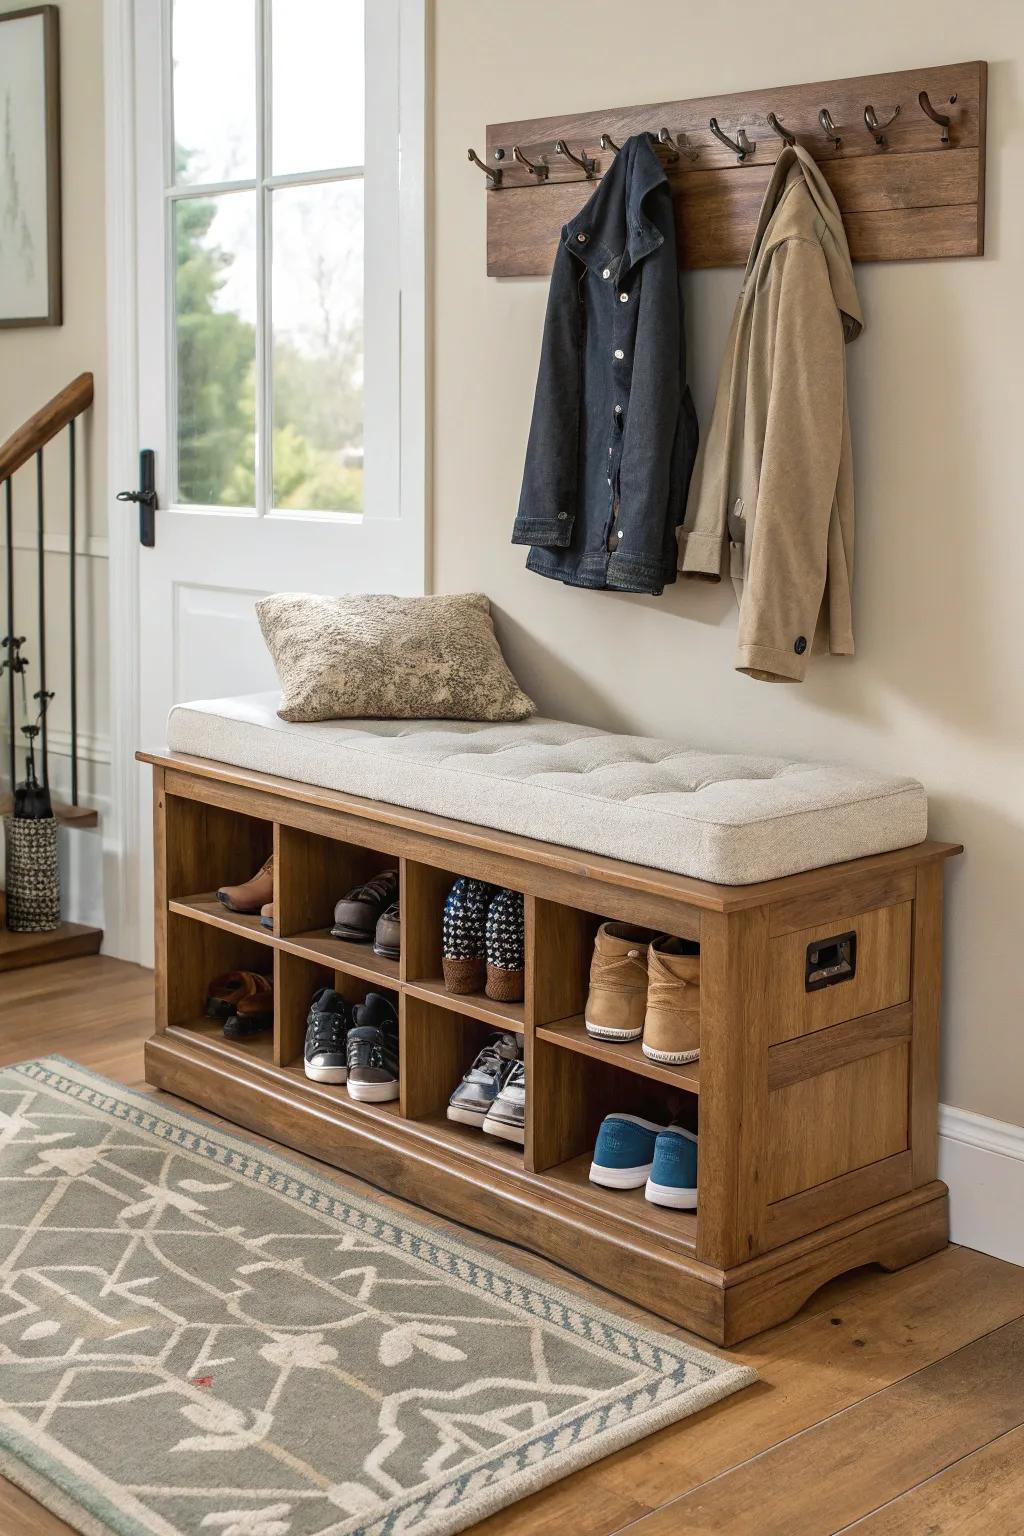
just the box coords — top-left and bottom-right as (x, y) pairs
(485, 889), (525, 1003)
(442, 877), (497, 994)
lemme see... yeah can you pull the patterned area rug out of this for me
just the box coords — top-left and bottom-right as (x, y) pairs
(0, 1058), (754, 1536)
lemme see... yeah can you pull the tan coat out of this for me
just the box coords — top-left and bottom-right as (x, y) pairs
(679, 145), (863, 682)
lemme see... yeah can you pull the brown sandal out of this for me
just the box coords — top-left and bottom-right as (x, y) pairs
(205, 971), (272, 1021)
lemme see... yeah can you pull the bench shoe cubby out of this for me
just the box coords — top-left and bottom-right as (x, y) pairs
(144, 752), (960, 1345)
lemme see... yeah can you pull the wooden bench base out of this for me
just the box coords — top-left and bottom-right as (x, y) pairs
(139, 749), (960, 1344)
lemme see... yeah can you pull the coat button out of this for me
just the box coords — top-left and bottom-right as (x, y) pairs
(794, 636), (808, 655)
(576, 231), (588, 243)
(602, 268), (612, 279)
(614, 404), (622, 414)
(557, 511), (568, 520)
(614, 348), (624, 359)
(619, 292), (629, 302)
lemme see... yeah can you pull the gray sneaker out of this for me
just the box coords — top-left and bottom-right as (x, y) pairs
(482, 1060), (526, 1145)
(446, 1032), (520, 1129)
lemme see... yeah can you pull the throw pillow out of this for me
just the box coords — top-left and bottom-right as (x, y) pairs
(256, 592), (535, 723)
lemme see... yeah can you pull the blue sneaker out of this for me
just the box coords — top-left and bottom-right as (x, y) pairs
(645, 1125), (699, 1209)
(589, 1113), (667, 1189)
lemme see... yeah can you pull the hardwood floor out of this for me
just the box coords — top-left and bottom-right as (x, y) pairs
(1, 955), (1023, 1535)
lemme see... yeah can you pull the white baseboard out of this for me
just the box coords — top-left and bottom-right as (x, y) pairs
(939, 1104), (1024, 1267)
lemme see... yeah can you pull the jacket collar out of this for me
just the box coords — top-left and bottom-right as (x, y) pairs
(562, 133), (667, 276)
(747, 145), (863, 340)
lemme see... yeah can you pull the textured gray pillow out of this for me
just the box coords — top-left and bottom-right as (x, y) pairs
(256, 592), (535, 723)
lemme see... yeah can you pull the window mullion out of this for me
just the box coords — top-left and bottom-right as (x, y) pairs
(254, 0), (272, 519)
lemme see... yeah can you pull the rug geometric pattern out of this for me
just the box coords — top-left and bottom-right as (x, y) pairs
(0, 1058), (754, 1536)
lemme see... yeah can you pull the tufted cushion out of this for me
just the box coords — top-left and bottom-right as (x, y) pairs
(165, 694), (928, 885)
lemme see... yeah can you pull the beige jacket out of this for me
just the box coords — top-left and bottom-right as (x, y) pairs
(679, 145), (863, 682)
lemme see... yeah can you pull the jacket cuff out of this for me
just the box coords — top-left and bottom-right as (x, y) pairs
(511, 515), (574, 549)
(735, 643), (806, 683)
(678, 530), (724, 580)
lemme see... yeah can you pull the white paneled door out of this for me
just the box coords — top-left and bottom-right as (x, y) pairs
(123, 0), (425, 961)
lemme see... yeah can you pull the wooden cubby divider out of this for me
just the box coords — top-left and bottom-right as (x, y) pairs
(143, 751), (960, 1344)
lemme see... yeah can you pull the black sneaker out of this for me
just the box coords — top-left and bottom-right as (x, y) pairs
(346, 993), (399, 1102)
(303, 989), (351, 1083)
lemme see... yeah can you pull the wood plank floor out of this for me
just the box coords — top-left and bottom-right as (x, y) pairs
(1, 955), (1023, 1536)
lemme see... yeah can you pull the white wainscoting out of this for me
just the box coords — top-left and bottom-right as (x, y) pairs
(940, 1104), (1024, 1267)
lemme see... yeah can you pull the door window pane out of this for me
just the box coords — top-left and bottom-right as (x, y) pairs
(172, 0), (256, 185)
(272, 0), (364, 175)
(175, 193), (257, 505)
(271, 180), (364, 513)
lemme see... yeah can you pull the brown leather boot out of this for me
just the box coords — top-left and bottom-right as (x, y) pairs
(217, 855), (274, 914)
(643, 937), (700, 1063)
(584, 923), (655, 1041)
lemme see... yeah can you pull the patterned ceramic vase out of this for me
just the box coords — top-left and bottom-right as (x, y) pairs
(4, 815), (60, 932)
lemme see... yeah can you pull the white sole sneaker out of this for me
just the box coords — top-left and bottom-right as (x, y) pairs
(645, 1178), (698, 1209)
(482, 1117), (525, 1145)
(446, 1104), (488, 1128)
(584, 1021), (643, 1042)
(304, 1063), (347, 1083)
(346, 1079), (398, 1102)
(588, 1161), (652, 1189)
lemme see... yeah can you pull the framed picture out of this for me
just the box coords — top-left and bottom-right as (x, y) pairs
(0, 5), (61, 328)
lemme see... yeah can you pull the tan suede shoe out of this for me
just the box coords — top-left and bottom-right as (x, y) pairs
(217, 855), (274, 914)
(584, 923), (655, 1041)
(643, 937), (701, 1063)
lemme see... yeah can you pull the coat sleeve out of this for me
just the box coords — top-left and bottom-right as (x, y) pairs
(677, 308), (741, 581)
(736, 238), (846, 682)
(511, 240), (582, 549)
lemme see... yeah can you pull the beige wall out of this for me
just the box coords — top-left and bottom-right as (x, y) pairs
(433, 0), (1024, 1124)
(0, 0), (108, 796)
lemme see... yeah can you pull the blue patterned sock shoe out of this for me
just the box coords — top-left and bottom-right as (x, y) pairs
(485, 889), (525, 1002)
(442, 877), (497, 994)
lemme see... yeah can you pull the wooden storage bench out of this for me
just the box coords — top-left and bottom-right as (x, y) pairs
(139, 747), (960, 1345)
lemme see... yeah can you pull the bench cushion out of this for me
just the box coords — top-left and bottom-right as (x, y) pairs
(166, 693), (928, 886)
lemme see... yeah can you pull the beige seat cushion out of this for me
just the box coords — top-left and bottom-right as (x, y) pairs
(256, 592), (534, 723)
(166, 697), (928, 886)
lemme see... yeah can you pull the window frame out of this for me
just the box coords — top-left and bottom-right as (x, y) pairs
(158, 0), (421, 533)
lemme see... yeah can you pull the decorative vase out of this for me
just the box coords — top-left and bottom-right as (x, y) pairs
(3, 815), (60, 932)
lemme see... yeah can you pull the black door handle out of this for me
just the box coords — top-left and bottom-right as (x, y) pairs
(116, 449), (158, 547)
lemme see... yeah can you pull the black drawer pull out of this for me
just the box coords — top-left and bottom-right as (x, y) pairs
(805, 930), (857, 992)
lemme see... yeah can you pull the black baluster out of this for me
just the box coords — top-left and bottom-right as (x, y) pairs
(4, 478), (14, 797)
(36, 448), (47, 790)
(68, 420), (78, 805)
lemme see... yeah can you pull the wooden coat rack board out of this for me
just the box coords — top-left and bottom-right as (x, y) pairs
(479, 61), (986, 276)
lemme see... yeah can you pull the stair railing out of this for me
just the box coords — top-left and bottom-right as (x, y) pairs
(0, 372), (94, 810)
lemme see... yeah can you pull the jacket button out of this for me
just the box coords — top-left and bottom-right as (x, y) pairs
(556, 511), (568, 520)
(576, 231), (588, 243)
(619, 292), (629, 302)
(794, 636), (808, 655)
(602, 268), (612, 279)
(614, 349), (624, 360)
(614, 404), (622, 414)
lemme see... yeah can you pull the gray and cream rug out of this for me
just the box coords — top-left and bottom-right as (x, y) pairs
(0, 1058), (754, 1536)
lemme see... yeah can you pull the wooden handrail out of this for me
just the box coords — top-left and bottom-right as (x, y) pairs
(0, 372), (94, 483)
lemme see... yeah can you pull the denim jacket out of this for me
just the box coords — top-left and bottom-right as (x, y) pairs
(511, 133), (697, 595)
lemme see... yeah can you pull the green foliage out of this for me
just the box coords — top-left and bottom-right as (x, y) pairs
(174, 149), (363, 512)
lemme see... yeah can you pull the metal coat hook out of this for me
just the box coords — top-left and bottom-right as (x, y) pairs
(512, 144), (549, 180)
(864, 103), (900, 146)
(919, 89), (955, 145)
(554, 138), (596, 177)
(766, 111), (795, 146)
(818, 108), (842, 150)
(599, 132), (620, 154)
(709, 117), (755, 161)
(658, 126), (698, 162)
(467, 147), (502, 188)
